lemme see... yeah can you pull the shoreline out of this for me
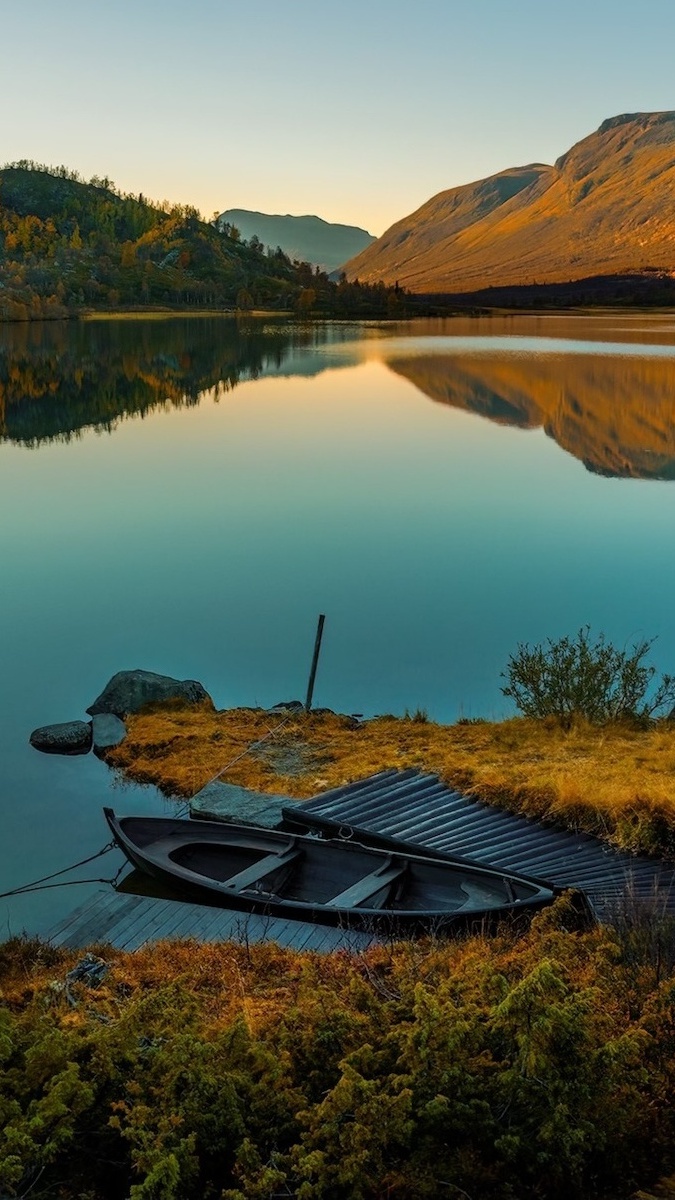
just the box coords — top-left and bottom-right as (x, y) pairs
(2, 303), (675, 326)
(102, 703), (675, 859)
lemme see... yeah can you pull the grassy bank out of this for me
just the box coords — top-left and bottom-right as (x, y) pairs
(104, 705), (675, 856)
(2, 899), (675, 1199)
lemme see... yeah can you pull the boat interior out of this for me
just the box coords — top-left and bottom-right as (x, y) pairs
(151, 835), (539, 913)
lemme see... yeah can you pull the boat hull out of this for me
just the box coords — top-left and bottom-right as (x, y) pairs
(104, 809), (556, 933)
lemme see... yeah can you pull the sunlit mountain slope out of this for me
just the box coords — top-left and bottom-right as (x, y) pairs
(344, 113), (675, 292)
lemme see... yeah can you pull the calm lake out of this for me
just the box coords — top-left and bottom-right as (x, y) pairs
(2, 312), (675, 934)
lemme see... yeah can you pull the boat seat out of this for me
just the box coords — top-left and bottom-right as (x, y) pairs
(326, 860), (405, 909)
(221, 846), (302, 893)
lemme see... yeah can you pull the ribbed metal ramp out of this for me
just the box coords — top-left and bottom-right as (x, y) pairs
(290, 769), (675, 917)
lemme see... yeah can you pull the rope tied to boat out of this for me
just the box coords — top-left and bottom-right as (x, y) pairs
(0, 840), (120, 900)
(175, 710), (298, 816)
(206, 710), (297, 785)
(3, 714), (302, 895)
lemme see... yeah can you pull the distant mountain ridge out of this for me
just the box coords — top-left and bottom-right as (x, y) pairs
(343, 112), (675, 292)
(217, 209), (375, 273)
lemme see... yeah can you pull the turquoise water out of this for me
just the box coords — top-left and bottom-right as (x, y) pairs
(2, 313), (675, 932)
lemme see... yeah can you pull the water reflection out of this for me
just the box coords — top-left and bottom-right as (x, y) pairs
(4, 314), (675, 933)
(388, 351), (675, 479)
(0, 317), (347, 447)
(3, 317), (675, 480)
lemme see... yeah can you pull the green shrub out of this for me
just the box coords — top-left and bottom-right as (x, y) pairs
(501, 627), (675, 724)
(3, 915), (675, 1200)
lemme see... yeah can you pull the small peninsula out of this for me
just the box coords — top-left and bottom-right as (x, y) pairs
(102, 702), (675, 857)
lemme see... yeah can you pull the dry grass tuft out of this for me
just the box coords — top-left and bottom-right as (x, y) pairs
(102, 703), (675, 856)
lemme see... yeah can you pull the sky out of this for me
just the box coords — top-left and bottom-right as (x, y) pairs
(2, 0), (675, 236)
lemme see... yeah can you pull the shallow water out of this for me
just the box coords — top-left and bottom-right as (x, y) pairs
(2, 312), (675, 933)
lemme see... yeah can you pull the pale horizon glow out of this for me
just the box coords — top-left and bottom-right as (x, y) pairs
(3, 0), (675, 236)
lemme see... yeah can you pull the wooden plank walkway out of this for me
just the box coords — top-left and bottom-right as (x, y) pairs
(293, 769), (675, 917)
(50, 767), (674, 953)
(45, 889), (379, 954)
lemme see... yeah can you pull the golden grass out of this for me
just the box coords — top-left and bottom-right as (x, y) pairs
(81, 309), (287, 321)
(104, 704), (675, 856)
(0, 897), (614, 1029)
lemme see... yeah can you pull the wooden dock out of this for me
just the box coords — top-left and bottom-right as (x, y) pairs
(48, 767), (675, 955)
(45, 888), (379, 954)
(295, 769), (675, 917)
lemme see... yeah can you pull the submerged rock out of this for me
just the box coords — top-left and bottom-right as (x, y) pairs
(87, 669), (212, 718)
(30, 720), (92, 755)
(92, 713), (127, 755)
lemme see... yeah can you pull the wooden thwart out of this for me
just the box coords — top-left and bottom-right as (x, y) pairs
(223, 846), (301, 892)
(327, 860), (404, 909)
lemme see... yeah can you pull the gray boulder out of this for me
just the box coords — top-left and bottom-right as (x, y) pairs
(87, 669), (213, 718)
(30, 720), (92, 755)
(92, 713), (127, 756)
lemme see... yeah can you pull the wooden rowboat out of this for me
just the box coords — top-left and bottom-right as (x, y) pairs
(104, 808), (556, 932)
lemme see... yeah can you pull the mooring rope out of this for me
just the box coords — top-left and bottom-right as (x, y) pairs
(0, 841), (118, 900)
(175, 710), (297, 816)
(207, 710), (296, 786)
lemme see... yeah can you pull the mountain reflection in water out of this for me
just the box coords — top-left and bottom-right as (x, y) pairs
(389, 352), (675, 479)
(3, 318), (675, 481)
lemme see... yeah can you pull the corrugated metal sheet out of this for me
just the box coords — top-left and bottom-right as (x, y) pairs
(290, 770), (675, 916)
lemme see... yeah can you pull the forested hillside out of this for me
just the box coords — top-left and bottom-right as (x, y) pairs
(0, 163), (405, 319)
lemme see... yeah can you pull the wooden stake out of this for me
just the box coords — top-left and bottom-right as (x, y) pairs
(305, 614), (326, 712)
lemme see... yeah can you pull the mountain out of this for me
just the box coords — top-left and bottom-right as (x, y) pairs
(217, 209), (375, 273)
(0, 164), (399, 320)
(343, 112), (675, 292)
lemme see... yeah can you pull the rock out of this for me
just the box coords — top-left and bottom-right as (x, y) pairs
(30, 720), (92, 755)
(92, 713), (127, 755)
(87, 669), (213, 718)
(267, 699), (305, 713)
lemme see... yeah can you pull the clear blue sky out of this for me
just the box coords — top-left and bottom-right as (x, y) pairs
(2, 0), (674, 234)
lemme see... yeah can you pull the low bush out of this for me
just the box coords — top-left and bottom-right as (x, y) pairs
(501, 627), (675, 725)
(1, 907), (675, 1200)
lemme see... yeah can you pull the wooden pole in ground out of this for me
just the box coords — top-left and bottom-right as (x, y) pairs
(305, 614), (326, 712)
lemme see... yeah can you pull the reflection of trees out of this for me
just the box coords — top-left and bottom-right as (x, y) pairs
(389, 352), (675, 479)
(0, 318), (332, 446)
(10, 321), (672, 479)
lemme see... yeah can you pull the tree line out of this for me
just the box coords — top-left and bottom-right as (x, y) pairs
(0, 165), (408, 321)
